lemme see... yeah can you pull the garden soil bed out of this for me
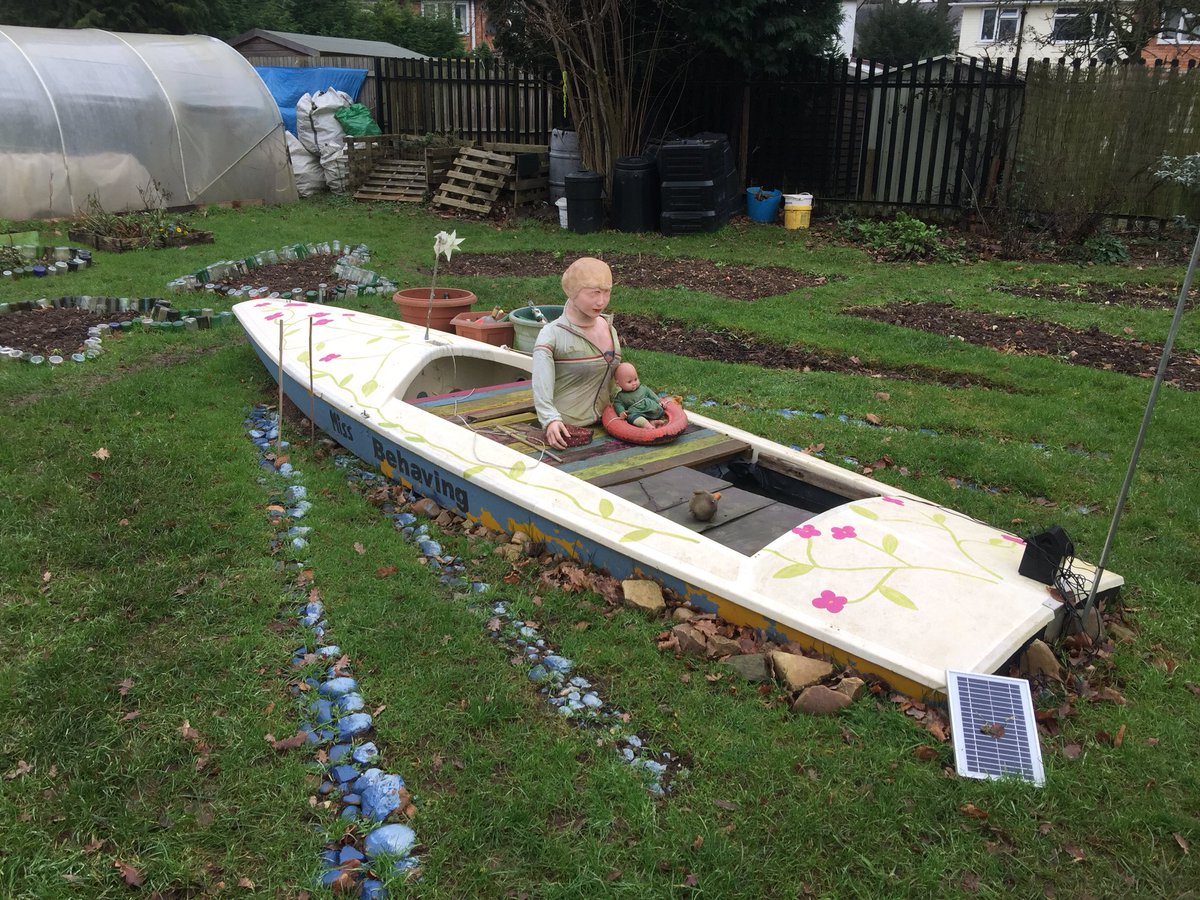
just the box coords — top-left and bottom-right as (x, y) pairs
(994, 281), (1188, 310)
(617, 314), (1004, 389)
(442, 251), (835, 301)
(848, 302), (1200, 390)
(0, 307), (141, 356)
(210, 254), (344, 294)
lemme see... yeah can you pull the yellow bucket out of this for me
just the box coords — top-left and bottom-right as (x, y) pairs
(783, 205), (811, 230)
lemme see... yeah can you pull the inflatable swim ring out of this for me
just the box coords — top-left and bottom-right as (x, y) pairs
(601, 396), (688, 445)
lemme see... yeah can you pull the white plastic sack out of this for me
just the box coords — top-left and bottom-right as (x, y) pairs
(286, 131), (326, 197)
(295, 88), (352, 155)
(319, 141), (350, 194)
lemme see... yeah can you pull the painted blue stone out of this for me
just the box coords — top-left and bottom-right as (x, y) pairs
(318, 780), (337, 795)
(329, 743), (352, 763)
(338, 692), (365, 713)
(338, 713), (372, 739)
(317, 645), (342, 657)
(642, 759), (667, 776)
(362, 773), (403, 821)
(339, 845), (365, 865)
(627, 735), (642, 748)
(313, 699), (334, 725)
(582, 692), (602, 708)
(418, 539), (441, 556)
(471, 581), (489, 592)
(340, 806), (359, 821)
(288, 526), (312, 537)
(361, 878), (387, 899)
(393, 857), (419, 873)
(352, 742), (379, 765)
(568, 691), (580, 701)
(343, 792), (361, 805)
(319, 868), (342, 887)
(331, 764), (359, 784)
(320, 677), (358, 697)
(528, 664), (550, 682)
(623, 748), (635, 761)
(544, 655), (573, 673)
(353, 768), (383, 792)
(365, 824), (416, 859)
(279, 463), (293, 476)
(321, 849), (340, 868)
(288, 485), (307, 499)
(569, 676), (590, 688)
(394, 512), (417, 526)
(318, 728), (336, 742)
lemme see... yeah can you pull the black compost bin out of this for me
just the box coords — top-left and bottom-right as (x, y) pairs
(611, 155), (659, 233)
(564, 170), (604, 234)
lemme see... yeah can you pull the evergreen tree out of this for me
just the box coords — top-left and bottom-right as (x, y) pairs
(854, 1), (956, 65)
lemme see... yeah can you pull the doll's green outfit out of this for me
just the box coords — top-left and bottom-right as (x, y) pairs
(532, 315), (622, 427)
(613, 384), (663, 427)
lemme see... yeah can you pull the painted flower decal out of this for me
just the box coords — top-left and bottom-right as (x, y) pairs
(883, 496), (905, 505)
(812, 589), (847, 613)
(831, 525), (857, 540)
(1001, 534), (1025, 545)
(792, 523), (821, 539)
(319, 353), (340, 362)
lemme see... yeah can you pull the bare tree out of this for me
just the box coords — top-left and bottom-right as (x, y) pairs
(520, 0), (673, 192)
(1026, 0), (1198, 61)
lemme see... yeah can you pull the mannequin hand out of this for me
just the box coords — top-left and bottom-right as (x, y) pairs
(545, 420), (569, 450)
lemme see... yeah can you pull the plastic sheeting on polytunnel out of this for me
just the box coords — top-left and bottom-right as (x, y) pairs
(0, 26), (298, 220)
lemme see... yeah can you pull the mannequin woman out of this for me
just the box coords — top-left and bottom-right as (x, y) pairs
(531, 257), (622, 450)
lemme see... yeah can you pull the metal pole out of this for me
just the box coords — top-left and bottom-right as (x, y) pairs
(1082, 225), (1200, 619)
(276, 320), (285, 453)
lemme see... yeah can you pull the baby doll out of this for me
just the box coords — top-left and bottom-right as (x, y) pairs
(612, 362), (664, 428)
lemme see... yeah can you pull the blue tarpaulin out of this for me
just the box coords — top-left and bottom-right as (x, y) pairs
(254, 66), (369, 135)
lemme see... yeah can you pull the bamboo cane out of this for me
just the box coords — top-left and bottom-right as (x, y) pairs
(308, 317), (315, 445)
(276, 320), (284, 452)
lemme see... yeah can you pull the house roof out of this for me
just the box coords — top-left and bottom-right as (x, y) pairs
(228, 29), (427, 60)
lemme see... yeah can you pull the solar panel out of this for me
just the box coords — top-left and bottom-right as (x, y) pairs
(946, 670), (1045, 787)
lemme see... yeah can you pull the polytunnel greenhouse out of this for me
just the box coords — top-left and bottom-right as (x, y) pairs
(0, 25), (297, 220)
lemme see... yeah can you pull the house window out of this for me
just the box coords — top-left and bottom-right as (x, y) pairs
(1051, 7), (1093, 42)
(422, 1), (471, 34)
(980, 8), (1020, 42)
(1162, 7), (1199, 42)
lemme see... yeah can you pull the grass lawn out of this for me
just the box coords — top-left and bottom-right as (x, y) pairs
(1, 197), (1198, 898)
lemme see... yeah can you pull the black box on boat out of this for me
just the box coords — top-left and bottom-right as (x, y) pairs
(1018, 526), (1074, 585)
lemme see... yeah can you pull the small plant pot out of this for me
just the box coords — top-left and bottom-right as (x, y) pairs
(451, 310), (515, 347)
(393, 288), (477, 332)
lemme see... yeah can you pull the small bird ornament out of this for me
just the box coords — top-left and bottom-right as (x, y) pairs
(688, 489), (721, 522)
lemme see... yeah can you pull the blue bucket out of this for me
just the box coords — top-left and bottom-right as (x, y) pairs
(746, 187), (782, 223)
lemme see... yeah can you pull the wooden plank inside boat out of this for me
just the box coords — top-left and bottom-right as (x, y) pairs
(658, 486), (775, 533)
(703, 501), (818, 555)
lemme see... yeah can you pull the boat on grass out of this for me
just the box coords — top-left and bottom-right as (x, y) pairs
(235, 299), (1121, 697)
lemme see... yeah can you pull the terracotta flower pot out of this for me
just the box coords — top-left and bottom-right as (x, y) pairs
(393, 287), (477, 332)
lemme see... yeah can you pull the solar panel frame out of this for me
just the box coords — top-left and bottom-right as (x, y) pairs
(946, 669), (1045, 787)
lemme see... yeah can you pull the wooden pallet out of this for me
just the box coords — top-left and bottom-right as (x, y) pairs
(432, 147), (515, 215)
(353, 160), (427, 202)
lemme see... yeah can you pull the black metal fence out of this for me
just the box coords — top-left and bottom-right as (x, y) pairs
(371, 54), (1199, 216)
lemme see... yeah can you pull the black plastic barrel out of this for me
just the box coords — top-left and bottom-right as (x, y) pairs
(611, 156), (659, 233)
(564, 170), (604, 234)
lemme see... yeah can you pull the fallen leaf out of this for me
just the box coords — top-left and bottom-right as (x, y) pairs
(1063, 742), (1083, 760)
(4, 759), (32, 780)
(92, 447), (110, 460)
(83, 838), (104, 854)
(375, 564), (398, 578)
(353, 542), (365, 555)
(680, 673), (691, 683)
(270, 730), (309, 751)
(1064, 844), (1086, 862)
(179, 720), (202, 744)
(42, 571), (52, 583)
(261, 702), (275, 716)
(959, 803), (989, 820)
(979, 722), (1006, 739)
(865, 413), (882, 425)
(713, 799), (738, 811)
(1093, 686), (1127, 705)
(692, 835), (704, 850)
(87, 472), (102, 481)
(118, 518), (130, 526)
(120, 710), (140, 722)
(606, 869), (622, 882)
(1175, 833), (1190, 854)
(914, 746), (939, 761)
(113, 860), (144, 887)
(238, 877), (255, 888)
(117, 678), (134, 696)
(682, 872), (699, 887)
(1038, 822), (1053, 836)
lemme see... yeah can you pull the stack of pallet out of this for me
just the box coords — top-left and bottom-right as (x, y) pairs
(431, 147), (515, 214)
(432, 143), (551, 216)
(351, 159), (427, 202)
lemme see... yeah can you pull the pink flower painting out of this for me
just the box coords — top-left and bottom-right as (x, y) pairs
(812, 589), (847, 614)
(831, 525), (857, 540)
(792, 524), (822, 539)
